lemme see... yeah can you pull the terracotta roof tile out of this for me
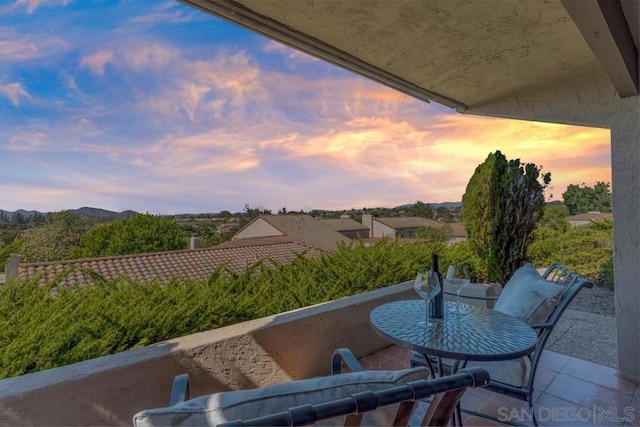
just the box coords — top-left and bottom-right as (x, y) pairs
(318, 218), (369, 232)
(374, 217), (442, 229)
(18, 240), (322, 288)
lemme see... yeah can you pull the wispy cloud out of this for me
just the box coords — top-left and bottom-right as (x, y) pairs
(263, 40), (320, 63)
(0, 82), (29, 105)
(9, 0), (71, 15)
(128, 1), (204, 25)
(80, 50), (114, 74)
(0, 0), (612, 214)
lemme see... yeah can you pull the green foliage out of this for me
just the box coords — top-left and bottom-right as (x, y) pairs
(436, 206), (454, 222)
(528, 220), (613, 283)
(540, 205), (570, 232)
(441, 240), (484, 282)
(600, 257), (614, 289)
(73, 214), (187, 258)
(0, 239), (22, 271)
(20, 211), (95, 262)
(416, 226), (445, 242)
(0, 230), (21, 247)
(562, 182), (611, 215)
(461, 151), (551, 284)
(0, 239), (468, 379)
(408, 201), (435, 219)
(415, 225), (454, 243)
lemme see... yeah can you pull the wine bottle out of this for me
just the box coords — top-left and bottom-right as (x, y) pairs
(427, 253), (444, 318)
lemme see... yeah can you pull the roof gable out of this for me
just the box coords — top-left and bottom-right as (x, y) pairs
(235, 214), (352, 252)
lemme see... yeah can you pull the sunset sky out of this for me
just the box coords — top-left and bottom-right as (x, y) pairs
(0, 1), (611, 215)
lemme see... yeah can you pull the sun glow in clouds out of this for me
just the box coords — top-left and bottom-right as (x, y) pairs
(0, 0), (611, 214)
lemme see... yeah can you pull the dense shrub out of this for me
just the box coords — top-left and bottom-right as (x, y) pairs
(0, 223), (613, 380)
(0, 239), (455, 379)
(528, 220), (613, 283)
(72, 214), (187, 258)
(20, 212), (95, 262)
(600, 256), (614, 289)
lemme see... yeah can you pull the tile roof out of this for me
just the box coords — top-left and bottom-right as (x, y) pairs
(442, 222), (467, 238)
(318, 218), (369, 232)
(18, 237), (322, 288)
(373, 217), (443, 229)
(372, 217), (466, 238)
(235, 214), (352, 252)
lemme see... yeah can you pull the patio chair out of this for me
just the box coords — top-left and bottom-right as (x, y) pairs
(411, 263), (593, 424)
(133, 348), (490, 426)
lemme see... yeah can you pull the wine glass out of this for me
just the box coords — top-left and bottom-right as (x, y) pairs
(446, 264), (471, 314)
(414, 271), (441, 328)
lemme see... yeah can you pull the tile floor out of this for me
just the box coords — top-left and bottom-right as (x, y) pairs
(358, 345), (639, 426)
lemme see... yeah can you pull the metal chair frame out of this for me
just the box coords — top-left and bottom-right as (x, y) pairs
(166, 348), (490, 426)
(411, 263), (593, 425)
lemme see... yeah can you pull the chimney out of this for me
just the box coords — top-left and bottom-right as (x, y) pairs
(190, 235), (201, 250)
(361, 214), (373, 238)
(5, 254), (23, 280)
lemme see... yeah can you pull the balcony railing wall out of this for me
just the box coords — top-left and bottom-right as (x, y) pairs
(0, 281), (416, 426)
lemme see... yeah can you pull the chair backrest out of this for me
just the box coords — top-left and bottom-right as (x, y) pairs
(133, 367), (489, 427)
(541, 263), (593, 330)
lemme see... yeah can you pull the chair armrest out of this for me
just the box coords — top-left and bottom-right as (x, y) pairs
(529, 322), (553, 330)
(169, 374), (190, 406)
(442, 290), (500, 301)
(331, 348), (364, 374)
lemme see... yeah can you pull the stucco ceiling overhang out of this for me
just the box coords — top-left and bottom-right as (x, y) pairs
(179, 0), (639, 113)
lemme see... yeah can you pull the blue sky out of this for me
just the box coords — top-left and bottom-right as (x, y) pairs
(0, 0), (611, 214)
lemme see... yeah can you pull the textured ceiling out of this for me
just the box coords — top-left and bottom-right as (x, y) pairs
(241, 0), (596, 108)
(183, 0), (603, 111)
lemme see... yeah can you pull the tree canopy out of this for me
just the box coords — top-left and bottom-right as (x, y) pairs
(461, 151), (551, 284)
(562, 182), (612, 215)
(20, 211), (95, 262)
(408, 201), (435, 219)
(73, 214), (187, 258)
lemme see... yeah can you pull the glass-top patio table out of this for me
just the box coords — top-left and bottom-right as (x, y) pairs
(370, 300), (537, 370)
(370, 300), (537, 425)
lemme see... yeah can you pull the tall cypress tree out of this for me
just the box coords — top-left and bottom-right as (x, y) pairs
(461, 151), (551, 284)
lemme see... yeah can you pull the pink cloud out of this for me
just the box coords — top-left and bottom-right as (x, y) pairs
(80, 51), (114, 75)
(0, 82), (29, 105)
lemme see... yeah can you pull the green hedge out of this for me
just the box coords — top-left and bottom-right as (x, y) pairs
(527, 220), (613, 283)
(0, 224), (613, 380)
(0, 240), (450, 379)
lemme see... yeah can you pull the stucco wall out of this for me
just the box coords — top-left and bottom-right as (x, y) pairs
(233, 218), (283, 239)
(0, 282), (416, 426)
(469, 68), (640, 382)
(372, 221), (395, 238)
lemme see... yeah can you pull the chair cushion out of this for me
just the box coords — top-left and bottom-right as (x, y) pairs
(133, 367), (430, 426)
(494, 263), (564, 324)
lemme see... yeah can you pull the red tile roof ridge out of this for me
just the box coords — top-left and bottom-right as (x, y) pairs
(215, 235), (295, 248)
(18, 239), (298, 269)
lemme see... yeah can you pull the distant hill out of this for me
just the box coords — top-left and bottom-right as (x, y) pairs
(69, 207), (138, 221)
(0, 207), (138, 221)
(394, 202), (462, 209)
(0, 209), (41, 219)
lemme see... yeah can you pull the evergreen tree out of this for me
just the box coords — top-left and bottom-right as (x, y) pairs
(461, 151), (551, 284)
